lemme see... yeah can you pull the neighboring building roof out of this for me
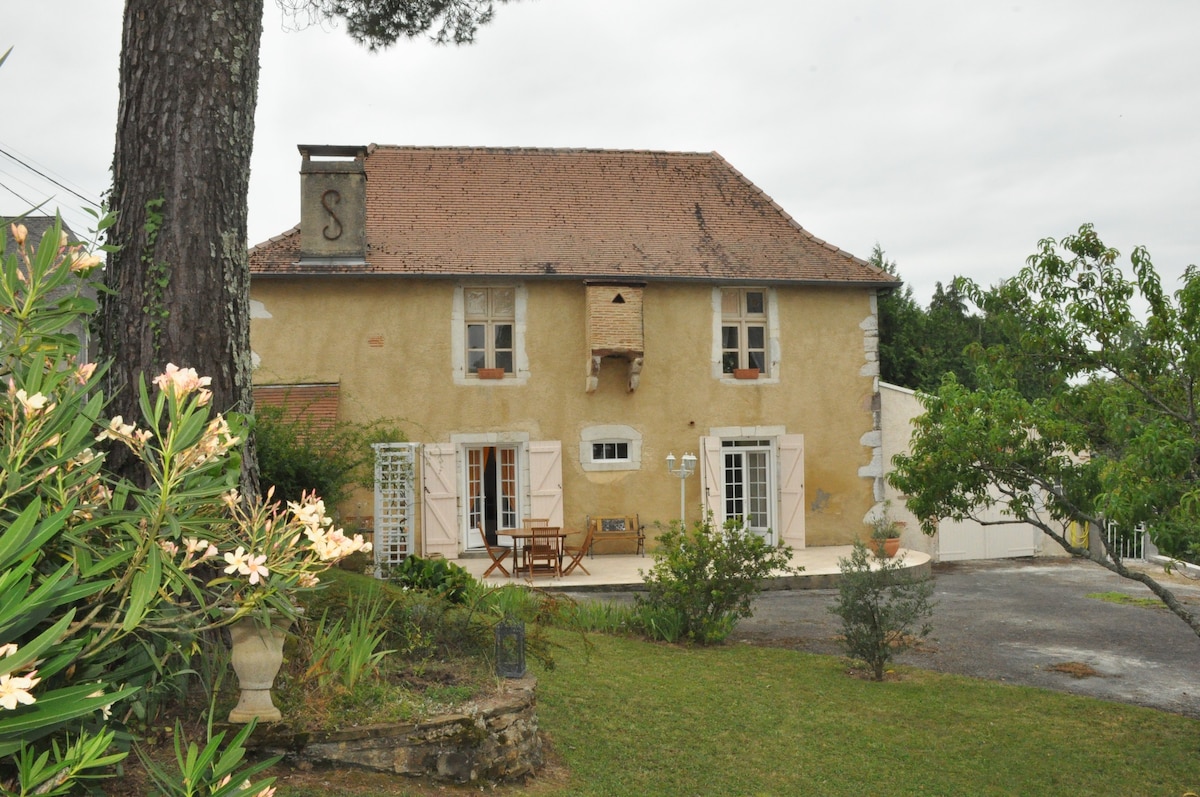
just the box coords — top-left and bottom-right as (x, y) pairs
(250, 145), (897, 287)
(2, 215), (84, 257)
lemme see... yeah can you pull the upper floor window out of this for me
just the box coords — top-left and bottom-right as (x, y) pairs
(465, 287), (515, 374)
(721, 288), (768, 374)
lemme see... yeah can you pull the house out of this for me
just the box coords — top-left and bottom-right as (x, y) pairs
(248, 145), (898, 568)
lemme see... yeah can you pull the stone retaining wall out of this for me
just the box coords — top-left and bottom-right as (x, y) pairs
(249, 676), (542, 784)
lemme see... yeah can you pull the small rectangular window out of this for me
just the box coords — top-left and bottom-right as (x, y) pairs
(591, 441), (630, 461)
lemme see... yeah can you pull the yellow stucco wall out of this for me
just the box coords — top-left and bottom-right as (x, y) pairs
(250, 277), (879, 548)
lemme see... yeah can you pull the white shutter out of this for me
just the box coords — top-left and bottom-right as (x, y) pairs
(700, 436), (722, 523)
(777, 434), (805, 549)
(528, 441), (564, 527)
(421, 443), (460, 558)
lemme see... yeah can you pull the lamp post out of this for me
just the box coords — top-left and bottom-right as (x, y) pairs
(666, 452), (697, 528)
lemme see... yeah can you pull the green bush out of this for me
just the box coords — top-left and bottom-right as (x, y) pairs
(637, 514), (797, 644)
(829, 541), (935, 680)
(386, 555), (476, 604)
(254, 402), (405, 508)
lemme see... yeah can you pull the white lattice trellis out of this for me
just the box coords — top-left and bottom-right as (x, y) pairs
(373, 442), (417, 574)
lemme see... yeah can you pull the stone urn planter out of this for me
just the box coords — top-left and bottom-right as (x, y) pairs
(227, 612), (295, 723)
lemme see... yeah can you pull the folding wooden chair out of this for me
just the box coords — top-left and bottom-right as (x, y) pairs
(481, 526), (512, 578)
(562, 524), (594, 576)
(525, 526), (562, 578)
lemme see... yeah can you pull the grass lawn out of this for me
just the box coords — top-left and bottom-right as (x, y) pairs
(531, 632), (1200, 796)
(271, 629), (1200, 796)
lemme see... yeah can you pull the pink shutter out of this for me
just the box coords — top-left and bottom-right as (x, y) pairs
(528, 441), (563, 527)
(777, 434), (805, 549)
(700, 436), (722, 523)
(421, 443), (460, 558)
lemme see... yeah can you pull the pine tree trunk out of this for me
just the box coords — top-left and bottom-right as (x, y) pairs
(101, 0), (264, 490)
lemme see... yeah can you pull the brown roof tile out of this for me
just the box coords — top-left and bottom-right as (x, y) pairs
(250, 146), (896, 286)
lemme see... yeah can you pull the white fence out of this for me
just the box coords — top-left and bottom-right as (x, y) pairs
(1104, 521), (1147, 561)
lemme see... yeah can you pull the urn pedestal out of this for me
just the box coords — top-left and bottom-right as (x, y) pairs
(228, 614), (292, 723)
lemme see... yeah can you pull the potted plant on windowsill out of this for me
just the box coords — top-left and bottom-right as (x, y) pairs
(476, 367), (505, 379)
(732, 367), (760, 380)
(866, 503), (903, 558)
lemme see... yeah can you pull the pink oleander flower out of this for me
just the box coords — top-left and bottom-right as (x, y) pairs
(0, 643), (17, 658)
(244, 554), (269, 585)
(14, 389), (53, 417)
(0, 670), (40, 710)
(95, 415), (138, 443)
(224, 546), (251, 576)
(184, 537), (217, 558)
(68, 250), (103, 274)
(159, 540), (179, 557)
(153, 363), (212, 402)
(297, 573), (320, 588)
(9, 223), (26, 247)
(88, 688), (113, 720)
(73, 361), (97, 384)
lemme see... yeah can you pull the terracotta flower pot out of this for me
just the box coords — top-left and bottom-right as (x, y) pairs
(869, 537), (901, 558)
(733, 368), (760, 380)
(476, 367), (505, 379)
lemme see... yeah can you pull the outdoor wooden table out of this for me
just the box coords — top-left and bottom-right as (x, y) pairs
(506, 529), (568, 578)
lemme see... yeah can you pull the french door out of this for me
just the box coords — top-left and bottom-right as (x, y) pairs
(721, 439), (775, 545)
(466, 446), (519, 547)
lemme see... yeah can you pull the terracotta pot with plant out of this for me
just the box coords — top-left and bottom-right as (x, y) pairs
(866, 503), (903, 558)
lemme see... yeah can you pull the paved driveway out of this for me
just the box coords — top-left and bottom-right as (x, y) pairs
(570, 558), (1200, 718)
(730, 558), (1200, 718)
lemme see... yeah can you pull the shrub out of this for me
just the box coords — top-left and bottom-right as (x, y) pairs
(386, 555), (476, 604)
(637, 514), (797, 644)
(254, 403), (405, 508)
(829, 541), (935, 680)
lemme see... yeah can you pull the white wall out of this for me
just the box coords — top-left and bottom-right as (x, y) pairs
(880, 382), (1068, 561)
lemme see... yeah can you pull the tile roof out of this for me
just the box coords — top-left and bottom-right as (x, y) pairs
(250, 146), (897, 286)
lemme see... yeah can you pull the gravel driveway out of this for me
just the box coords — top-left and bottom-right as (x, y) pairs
(574, 558), (1200, 718)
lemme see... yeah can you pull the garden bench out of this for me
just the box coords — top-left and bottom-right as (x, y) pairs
(585, 514), (645, 557)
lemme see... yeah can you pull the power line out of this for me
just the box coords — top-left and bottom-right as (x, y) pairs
(0, 144), (101, 208)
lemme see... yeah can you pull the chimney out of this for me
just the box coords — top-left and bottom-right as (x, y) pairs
(298, 145), (367, 264)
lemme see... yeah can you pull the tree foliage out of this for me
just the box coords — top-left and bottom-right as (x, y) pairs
(637, 514), (796, 645)
(280, 0), (509, 49)
(830, 542), (934, 681)
(254, 403), (405, 510)
(103, 0), (511, 489)
(890, 224), (1200, 638)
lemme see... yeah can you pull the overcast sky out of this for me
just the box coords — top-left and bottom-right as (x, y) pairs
(4, 0), (1198, 304)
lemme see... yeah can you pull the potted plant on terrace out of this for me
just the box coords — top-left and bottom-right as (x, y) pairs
(866, 503), (903, 559)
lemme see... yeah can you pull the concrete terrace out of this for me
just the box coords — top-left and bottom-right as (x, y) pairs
(455, 546), (933, 592)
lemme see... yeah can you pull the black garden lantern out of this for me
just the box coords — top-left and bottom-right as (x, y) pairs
(494, 617), (526, 678)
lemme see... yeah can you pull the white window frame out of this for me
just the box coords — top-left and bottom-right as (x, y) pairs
(711, 287), (780, 383)
(579, 424), (643, 472)
(452, 284), (529, 385)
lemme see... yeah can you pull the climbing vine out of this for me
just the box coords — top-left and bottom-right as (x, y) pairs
(140, 197), (170, 350)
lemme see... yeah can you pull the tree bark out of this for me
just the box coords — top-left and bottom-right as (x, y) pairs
(102, 0), (264, 490)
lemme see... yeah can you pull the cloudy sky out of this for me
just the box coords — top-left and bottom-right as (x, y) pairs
(4, 0), (1198, 304)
